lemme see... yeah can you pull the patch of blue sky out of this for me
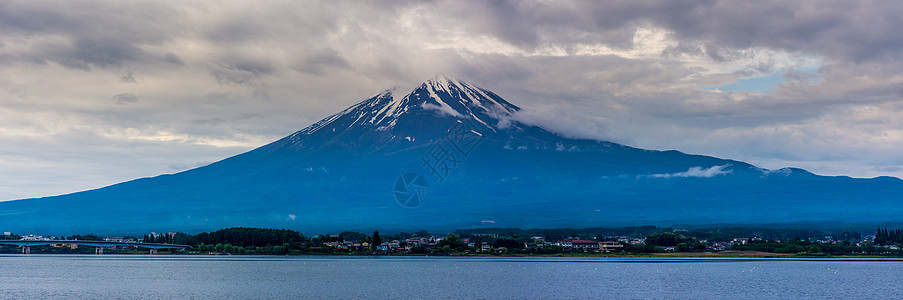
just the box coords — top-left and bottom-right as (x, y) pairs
(715, 73), (785, 92)
(706, 68), (820, 93)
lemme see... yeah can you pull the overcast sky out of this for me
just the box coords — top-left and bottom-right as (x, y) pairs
(2, 0), (903, 200)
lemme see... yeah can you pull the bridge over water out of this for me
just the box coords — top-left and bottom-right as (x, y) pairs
(0, 240), (190, 254)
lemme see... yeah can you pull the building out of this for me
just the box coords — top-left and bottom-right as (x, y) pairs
(599, 241), (624, 252)
(710, 242), (732, 251)
(103, 237), (137, 243)
(557, 239), (600, 251)
(21, 235), (45, 241)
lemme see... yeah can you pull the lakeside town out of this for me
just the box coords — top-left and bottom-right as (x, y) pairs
(3, 226), (902, 256)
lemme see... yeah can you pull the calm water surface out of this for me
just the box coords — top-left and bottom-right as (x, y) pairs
(1, 255), (901, 299)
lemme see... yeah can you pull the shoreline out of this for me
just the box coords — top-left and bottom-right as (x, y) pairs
(4, 250), (902, 259)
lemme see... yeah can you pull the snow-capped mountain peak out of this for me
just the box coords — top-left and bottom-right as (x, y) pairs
(417, 75), (519, 120)
(291, 76), (522, 144)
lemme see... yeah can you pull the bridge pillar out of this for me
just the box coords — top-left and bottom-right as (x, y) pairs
(95, 247), (103, 255)
(22, 246), (30, 254)
(149, 249), (157, 255)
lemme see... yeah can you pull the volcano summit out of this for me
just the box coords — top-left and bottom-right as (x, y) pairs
(2, 76), (902, 234)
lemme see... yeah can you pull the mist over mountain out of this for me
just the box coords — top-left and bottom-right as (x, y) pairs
(2, 76), (901, 235)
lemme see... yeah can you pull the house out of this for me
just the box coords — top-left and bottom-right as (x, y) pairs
(599, 241), (624, 252)
(733, 238), (749, 244)
(557, 240), (573, 248)
(572, 240), (599, 250)
(710, 242), (732, 251)
(525, 241), (551, 249)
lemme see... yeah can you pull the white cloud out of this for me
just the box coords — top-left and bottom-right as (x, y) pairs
(648, 164), (733, 179)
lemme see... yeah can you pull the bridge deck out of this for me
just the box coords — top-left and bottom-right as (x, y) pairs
(0, 240), (190, 249)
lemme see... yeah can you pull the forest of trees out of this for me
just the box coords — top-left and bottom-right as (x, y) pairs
(875, 228), (903, 245)
(0, 233), (21, 240)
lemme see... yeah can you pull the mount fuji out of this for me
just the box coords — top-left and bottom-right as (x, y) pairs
(2, 76), (902, 234)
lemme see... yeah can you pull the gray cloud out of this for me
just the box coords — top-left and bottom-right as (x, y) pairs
(294, 48), (352, 75)
(163, 52), (184, 65)
(63, 38), (152, 70)
(407, 0), (903, 65)
(112, 93), (138, 105)
(119, 71), (137, 83)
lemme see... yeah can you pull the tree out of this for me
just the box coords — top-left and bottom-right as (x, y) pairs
(339, 231), (368, 243)
(371, 231), (381, 251)
(439, 233), (465, 251)
(876, 228), (889, 245)
(807, 245), (822, 254)
(494, 238), (520, 249)
(645, 232), (681, 247)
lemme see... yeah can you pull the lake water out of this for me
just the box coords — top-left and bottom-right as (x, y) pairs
(1, 255), (901, 299)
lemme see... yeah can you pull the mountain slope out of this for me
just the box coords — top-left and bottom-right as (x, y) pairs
(1, 76), (902, 235)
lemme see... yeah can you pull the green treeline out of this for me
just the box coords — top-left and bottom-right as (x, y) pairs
(875, 228), (903, 245)
(454, 226), (827, 242)
(3, 226), (903, 256)
(193, 227), (303, 247)
(733, 240), (903, 255)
